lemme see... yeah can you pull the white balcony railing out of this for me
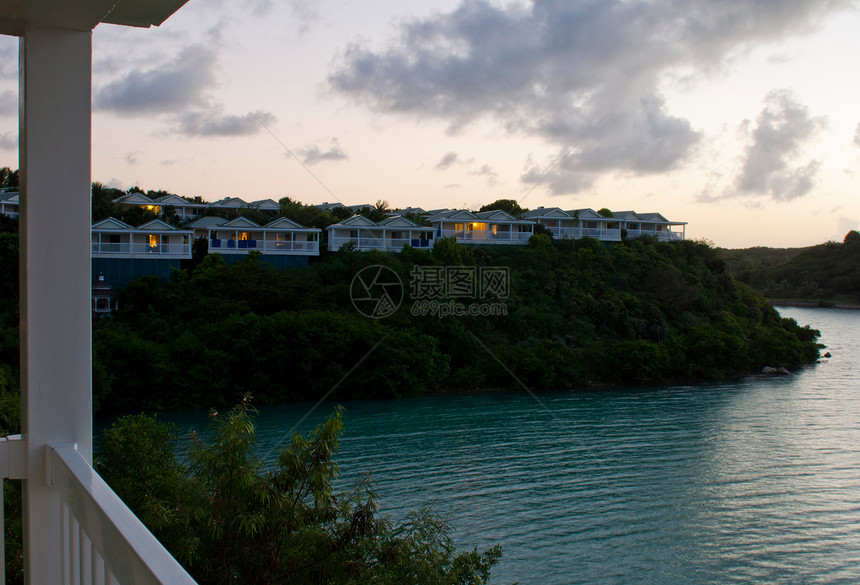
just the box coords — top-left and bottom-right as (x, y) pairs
(210, 239), (319, 255)
(328, 236), (432, 251)
(0, 437), (196, 585)
(261, 240), (320, 254)
(438, 229), (532, 244)
(92, 243), (191, 257)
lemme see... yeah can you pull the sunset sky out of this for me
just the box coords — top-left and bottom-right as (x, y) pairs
(0, 0), (858, 248)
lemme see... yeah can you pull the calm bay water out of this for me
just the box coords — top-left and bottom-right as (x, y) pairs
(158, 307), (860, 584)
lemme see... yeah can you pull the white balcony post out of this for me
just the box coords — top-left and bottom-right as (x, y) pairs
(19, 24), (93, 585)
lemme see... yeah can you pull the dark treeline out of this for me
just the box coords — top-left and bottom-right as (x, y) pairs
(719, 230), (860, 303)
(78, 234), (820, 414)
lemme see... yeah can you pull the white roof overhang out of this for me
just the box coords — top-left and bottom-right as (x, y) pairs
(0, 0), (191, 35)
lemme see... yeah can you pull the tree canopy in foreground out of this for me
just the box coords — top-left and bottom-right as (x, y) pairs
(97, 401), (502, 585)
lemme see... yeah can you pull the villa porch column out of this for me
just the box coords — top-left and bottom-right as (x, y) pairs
(19, 24), (93, 584)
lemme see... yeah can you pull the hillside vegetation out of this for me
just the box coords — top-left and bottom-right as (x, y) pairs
(720, 230), (860, 304)
(0, 229), (822, 414)
(80, 236), (819, 413)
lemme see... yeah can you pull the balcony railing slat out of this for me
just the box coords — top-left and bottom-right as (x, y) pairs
(50, 445), (197, 585)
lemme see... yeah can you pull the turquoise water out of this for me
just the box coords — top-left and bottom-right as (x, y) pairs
(157, 307), (860, 584)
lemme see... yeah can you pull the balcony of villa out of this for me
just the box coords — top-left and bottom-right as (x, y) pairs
(327, 235), (433, 252)
(92, 241), (192, 259)
(209, 236), (320, 255)
(438, 228), (532, 245)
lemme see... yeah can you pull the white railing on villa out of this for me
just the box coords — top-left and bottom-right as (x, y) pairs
(328, 236), (432, 251)
(439, 229), (532, 243)
(0, 438), (196, 585)
(261, 240), (320, 253)
(92, 243), (191, 257)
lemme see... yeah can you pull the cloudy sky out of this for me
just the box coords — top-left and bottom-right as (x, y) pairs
(1, 0), (858, 248)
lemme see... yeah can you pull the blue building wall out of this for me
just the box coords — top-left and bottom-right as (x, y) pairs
(94, 254), (309, 289)
(92, 258), (182, 289)
(214, 253), (309, 269)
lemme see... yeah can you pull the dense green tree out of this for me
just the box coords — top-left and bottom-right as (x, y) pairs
(0, 167), (18, 190)
(478, 199), (526, 217)
(97, 404), (502, 585)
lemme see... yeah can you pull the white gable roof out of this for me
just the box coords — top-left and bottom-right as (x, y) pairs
(263, 217), (320, 232)
(137, 219), (180, 232)
(222, 217), (261, 228)
(475, 209), (518, 221)
(92, 218), (133, 231)
(522, 207), (570, 219)
(565, 208), (604, 220)
(429, 209), (477, 222)
(378, 215), (423, 228)
(251, 199), (280, 211)
(113, 193), (156, 205)
(329, 215), (379, 229)
(188, 216), (228, 229)
(212, 197), (248, 208)
(637, 212), (670, 223)
(154, 194), (202, 207)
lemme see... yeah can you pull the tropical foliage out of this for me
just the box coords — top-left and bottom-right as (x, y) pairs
(83, 236), (822, 413)
(97, 402), (502, 585)
(719, 231), (860, 303)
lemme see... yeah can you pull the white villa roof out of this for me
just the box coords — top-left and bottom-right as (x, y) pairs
(474, 210), (533, 224)
(428, 209), (477, 222)
(211, 197), (249, 208)
(250, 199), (280, 211)
(377, 215), (433, 229)
(0, 0), (190, 35)
(521, 207), (570, 219)
(263, 217), (321, 232)
(92, 218), (133, 231)
(188, 216), (228, 229)
(327, 215), (380, 230)
(315, 202), (346, 211)
(612, 211), (641, 221)
(92, 217), (191, 235)
(637, 212), (680, 223)
(221, 216), (261, 228)
(137, 219), (189, 233)
(112, 192), (157, 206)
(153, 194), (206, 207)
(564, 208), (605, 220)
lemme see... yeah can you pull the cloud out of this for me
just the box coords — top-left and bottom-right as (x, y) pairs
(854, 123), (860, 148)
(329, 0), (849, 194)
(0, 91), (15, 117)
(0, 38), (16, 80)
(732, 89), (826, 201)
(0, 132), (16, 150)
(175, 109), (276, 137)
(94, 45), (216, 115)
(297, 138), (349, 165)
(435, 152), (460, 170)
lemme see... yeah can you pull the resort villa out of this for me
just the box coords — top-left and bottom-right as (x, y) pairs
(427, 209), (535, 244)
(188, 215), (321, 266)
(521, 207), (686, 241)
(92, 217), (193, 287)
(326, 214), (434, 251)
